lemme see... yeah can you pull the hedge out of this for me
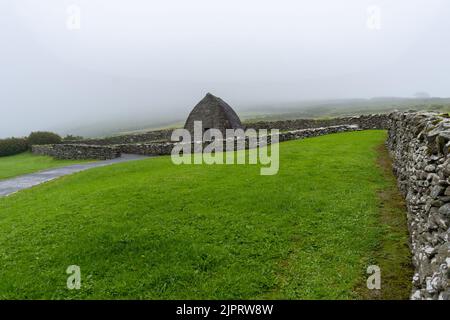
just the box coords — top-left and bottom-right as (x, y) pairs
(0, 137), (29, 157)
(28, 131), (62, 146)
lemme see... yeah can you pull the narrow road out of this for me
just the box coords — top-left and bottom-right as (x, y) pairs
(0, 154), (148, 197)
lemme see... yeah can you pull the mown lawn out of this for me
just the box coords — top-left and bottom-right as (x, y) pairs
(0, 152), (92, 180)
(0, 130), (410, 299)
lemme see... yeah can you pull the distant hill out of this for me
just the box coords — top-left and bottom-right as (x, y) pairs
(238, 97), (450, 122)
(58, 97), (450, 138)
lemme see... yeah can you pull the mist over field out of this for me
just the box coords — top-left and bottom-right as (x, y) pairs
(1, 0), (449, 137)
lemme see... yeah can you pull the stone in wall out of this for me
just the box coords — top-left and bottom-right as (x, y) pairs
(31, 145), (55, 157)
(387, 111), (450, 300)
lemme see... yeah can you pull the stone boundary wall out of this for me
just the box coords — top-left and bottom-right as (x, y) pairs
(113, 124), (360, 156)
(246, 114), (389, 131)
(387, 111), (450, 300)
(65, 129), (174, 145)
(32, 125), (360, 158)
(276, 124), (359, 142)
(31, 145), (55, 157)
(32, 144), (121, 160)
(116, 142), (174, 156)
(64, 114), (388, 146)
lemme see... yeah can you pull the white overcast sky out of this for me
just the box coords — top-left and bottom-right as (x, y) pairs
(1, 0), (449, 137)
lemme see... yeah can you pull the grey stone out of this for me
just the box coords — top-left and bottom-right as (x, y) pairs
(431, 185), (445, 198)
(438, 204), (450, 217)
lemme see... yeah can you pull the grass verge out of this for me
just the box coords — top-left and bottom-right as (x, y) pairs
(354, 144), (412, 299)
(0, 152), (92, 180)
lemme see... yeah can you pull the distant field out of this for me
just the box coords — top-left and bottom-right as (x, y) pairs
(0, 131), (411, 299)
(0, 153), (91, 180)
(240, 97), (450, 123)
(61, 97), (450, 138)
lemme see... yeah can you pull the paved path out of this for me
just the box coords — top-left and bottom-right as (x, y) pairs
(0, 154), (149, 197)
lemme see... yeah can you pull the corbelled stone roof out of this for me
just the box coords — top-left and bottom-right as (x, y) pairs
(184, 93), (243, 134)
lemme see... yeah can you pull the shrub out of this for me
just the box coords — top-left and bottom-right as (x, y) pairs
(28, 131), (62, 146)
(63, 134), (83, 141)
(0, 137), (29, 157)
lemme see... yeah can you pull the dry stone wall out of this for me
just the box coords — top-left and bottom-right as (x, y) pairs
(116, 142), (175, 156)
(32, 125), (360, 158)
(65, 129), (173, 145)
(387, 111), (450, 300)
(246, 114), (388, 131)
(276, 125), (359, 142)
(62, 114), (388, 146)
(116, 124), (360, 156)
(32, 144), (121, 160)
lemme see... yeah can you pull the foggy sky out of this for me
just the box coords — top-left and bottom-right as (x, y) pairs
(1, 0), (449, 137)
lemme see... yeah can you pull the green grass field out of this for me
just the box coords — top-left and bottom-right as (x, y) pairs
(0, 152), (91, 180)
(0, 131), (411, 299)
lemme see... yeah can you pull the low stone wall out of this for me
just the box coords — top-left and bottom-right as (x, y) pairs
(246, 114), (389, 131)
(277, 124), (359, 142)
(110, 124), (360, 156)
(32, 144), (121, 160)
(32, 125), (360, 159)
(387, 111), (450, 300)
(31, 145), (55, 157)
(63, 114), (388, 146)
(65, 129), (173, 145)
(116, 142), (175, 156)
